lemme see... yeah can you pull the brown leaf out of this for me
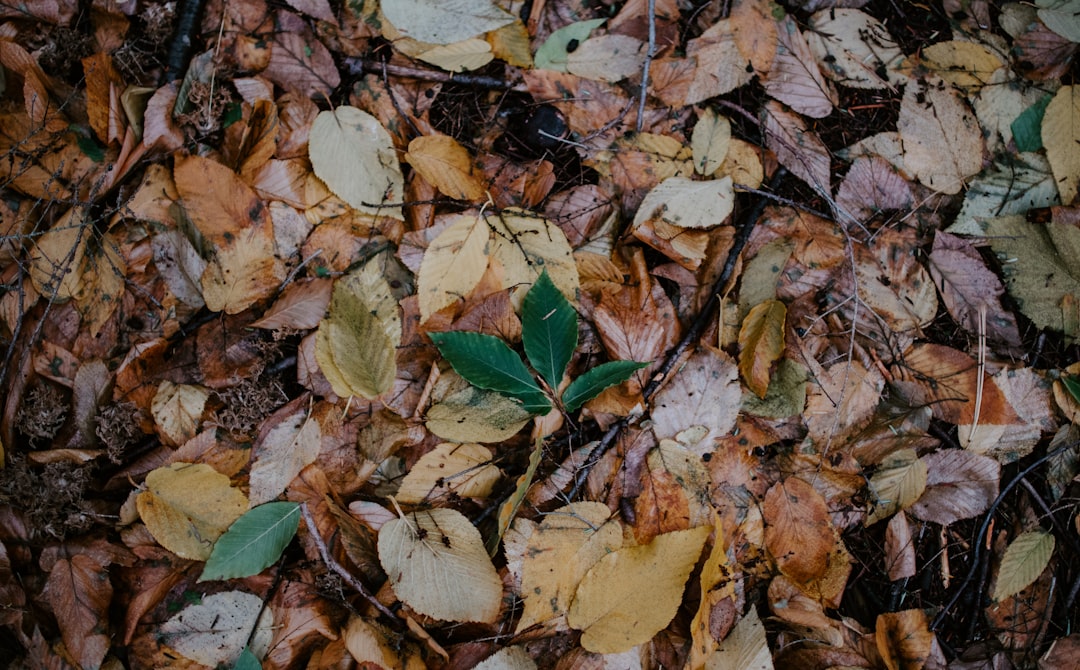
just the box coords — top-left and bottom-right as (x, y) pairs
(876, 609), (935, 670)
(43, 554), (112, 670)
(251, 277), (333, 331)
(406, 135), (485, 201)
(650, 347), (741, 455)
(891, 343), (1019, 426)
(762, 100), (831, 195)
(263, 12), (340, 99)
(885, 512), (917, 582)
(763, 15), (836, 118)
(738, 299), (787, 398)
(927, 232), (1021, 348)
(763, 476), (836, 584)
(909, 449), (999, 526)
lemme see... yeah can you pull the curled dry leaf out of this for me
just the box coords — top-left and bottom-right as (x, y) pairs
(378, 507), (503, 623)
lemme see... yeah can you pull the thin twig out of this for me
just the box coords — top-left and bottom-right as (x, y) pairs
(930, 443), (1076, 632)
(635, 0), (656, 134)
(343, 57), (528, 91)
(301, 502), (400, 624)
(569, 169), (788, 498)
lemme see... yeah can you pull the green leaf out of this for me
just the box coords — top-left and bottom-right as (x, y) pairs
(535, 18), (607, 71)
(522, 270), (578, 391)
(200, 502), (301, 582)
(1063, 375), (1080, 404)
(993, 530), (1055, 602)
(430, 331), (551, 414)
(1012, 94), (1052, 153)
(562, 360), (648, 412)
(232, 648), (262, 670)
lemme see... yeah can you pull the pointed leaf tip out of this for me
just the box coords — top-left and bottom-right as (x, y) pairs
(430, 330), (551, 414)
(522, 269), (578, 391)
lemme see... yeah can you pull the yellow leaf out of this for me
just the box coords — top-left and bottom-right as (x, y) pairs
(425, 373), (533, 443)
(689, 514), (735, 668)
(866, 448), (927, 526)
(74, 232), (125, 337)
(344, 615), (425, 670)
(29, 207), (88, 301)
(515, 502), (622, 633)
(417, 39), (494, 72)
(1043, 85), (1080, 204)
(418, 214), (489, 322)
(633, 176), (735, 230)
(308, 106), (404, 219)
(717, 137), (764, 189)
(918, 41), (1004, 92)
(396, 442), (501, 504)
(567, 526), (710, 654)
(487, 20), (533, 68)
(378, 508), (503, 623)
(315, 260), (399, 400)
(703, 608), (773, 670)
(406, 135), (485, 201)
(691, 109), (731, 176)
(738, 299), (787, 399)
(487, 209), (579, 306)
(137, 463), (249, 560)
(150, 381), (209, 447)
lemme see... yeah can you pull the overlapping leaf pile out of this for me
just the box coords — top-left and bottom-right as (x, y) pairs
(1, 0), (1080, 668)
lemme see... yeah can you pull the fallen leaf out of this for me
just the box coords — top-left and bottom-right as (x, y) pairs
(738, 299), (787, 399)
(909, 449), (1000, 526)
(396, 442), (501, 504)
(248, 401), (322, 506)
(993, 530), (1055, 602)
(866, 448), (927, 526)
(885, 512), (917, 581)
(43, 554), (111, 670)
(200, 502), (301, 581)
(308, 106), (404, 218)
(475, 646), (537, 670)
(515, 501), (622, 633)
(137, 463), (249, 560)
(763, 477), (836, 585)
(650, 347), (740, 456)
(806, 9), (904, 90)
(381, 0), (515, 44)
(762, 101), (831, 195)
(250, 277), (332, 331)
(704, 607), (773, 670)
(418, 213), (490, 322)
(150, 381), (209, 447)
(898, 75), (984, 194)
(632, 176), (735, 230)
(406, 135), (485, 201)
(567, 34), (646, 83)
(378, 507), (503, 623)
(315, 259), (400, 400)
(418, 39), (495, 72)
(158, 590), (273, 667)
(876, 609), (934, 670)
(344, 614), (425, 669)
(1042, 85), (1080, 204)
(763, 15), (836, 118)
(567, 526), (709, 654)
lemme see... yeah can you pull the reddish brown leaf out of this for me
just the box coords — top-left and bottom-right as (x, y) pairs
(43, 555), (112, 670)
(763, 476), (836, 584)
(909, 450), (1000, 526)
(876, 609), (935, 670)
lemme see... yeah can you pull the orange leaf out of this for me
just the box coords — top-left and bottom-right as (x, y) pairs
(738, 299), (786, 398)
(876, 609), (935, 670)
(763, 476), (835, 584)
(406, 135), (485, 201)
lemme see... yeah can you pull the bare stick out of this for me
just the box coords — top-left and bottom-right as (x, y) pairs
(635, 0), (657, 134)
(343, 57), (528, 92)
(301, 502), (400, 623)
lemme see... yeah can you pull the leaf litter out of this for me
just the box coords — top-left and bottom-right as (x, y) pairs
(2, 0), (1080, 668)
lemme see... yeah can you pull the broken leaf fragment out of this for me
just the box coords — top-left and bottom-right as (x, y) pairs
(315, 260), (400, 400)
(567, 525), (710, 654)
(378, 507), (503, 623)
(137, 463), (249, 561)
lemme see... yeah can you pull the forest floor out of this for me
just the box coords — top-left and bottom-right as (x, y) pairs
(1, 0), (1080, 668)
